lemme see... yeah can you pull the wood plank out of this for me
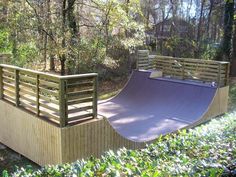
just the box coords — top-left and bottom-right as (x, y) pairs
(67, 81), (93, 88)
(20, 81), (37, 89)
(3, 71), (15, 78)
(39, 79), (59, 89)
(68, 106), (93, 114)
(68, 113), (93, 121)
(59, 80), (67, 127)
(20, 94), (37, 104)
(156, 60), (219, 69)
(19, 75), (36, 84)
(39, 94), (59, 105)
(3, 75), (15, 82)
(93, 76), (98, 118)
(19, 88), (36, 97)
(3, 81), (15, 89)
(39, 87), (58, 97)
(3, 87), (15, 95)
(67, 90), (93, 100)
(3, 94), (15, 103)
(67, 97), (93, 105)
(39, 109), (60, 121)
(0, 66), (3, 99)
(20, 101), (37, 112)
(3, 89), (15, 98)
(2, 68), (14, 74)
(39, 102), (59, 113)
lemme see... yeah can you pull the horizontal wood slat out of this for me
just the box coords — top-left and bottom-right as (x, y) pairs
(137, 52), (229, 87)
(0, 64), (98, 127)
(69, 113), (93, 121)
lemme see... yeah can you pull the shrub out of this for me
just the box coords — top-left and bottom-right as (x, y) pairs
(4, 113), (236, 177)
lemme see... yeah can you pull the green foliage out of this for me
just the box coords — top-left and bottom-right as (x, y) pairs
(9, 112), (236, 176)
(0, 29), (12, 53)
(163, 36), (196, 57)
(13, 42), (39, 67)
(201, 43), (219, 60)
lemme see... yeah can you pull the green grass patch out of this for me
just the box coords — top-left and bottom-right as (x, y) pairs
(99, 90), (120, 100)
(3, 112), (236, 176)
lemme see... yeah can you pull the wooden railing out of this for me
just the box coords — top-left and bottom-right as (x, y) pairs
(151, 56), (230, 87)
(0, 64), (98, 127)
(137, 50), (149, 70)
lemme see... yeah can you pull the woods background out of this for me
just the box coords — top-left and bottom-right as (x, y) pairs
(0, 0), (235, 77)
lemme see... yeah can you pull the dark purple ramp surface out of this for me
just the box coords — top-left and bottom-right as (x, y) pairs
(98, 71), (217, 142)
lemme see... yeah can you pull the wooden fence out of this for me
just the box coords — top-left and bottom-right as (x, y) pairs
(0, 64), (98, 127)
(137, 50), (149, 70)
(137, 51), (230, 87)
(152, 56), (230, 87)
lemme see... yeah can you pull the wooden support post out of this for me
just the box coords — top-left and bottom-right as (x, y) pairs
(36, 74), (40, 116)
(15, 69), (20, 106)
(59, 79), (67, 127)
(182, 61), (185, 80)
(0, 66), (3, 99)
(217, 63), (222, 88)
(93, 75), (98, 119)
(226, 63), (230, 86)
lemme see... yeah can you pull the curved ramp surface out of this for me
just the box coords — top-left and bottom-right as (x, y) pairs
(98, 71), (217, 142)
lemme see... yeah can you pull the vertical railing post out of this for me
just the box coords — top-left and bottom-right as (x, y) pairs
(217, 63), (222, 88)
(93, 75), (98, 119)
(59, 79), (67, 127)
(0, 66), (3, 99)
(182, 60), (185, 80)
(36, 74), (40, 116)
(226, 63), (230, 86)
(15, 69), (20, 106)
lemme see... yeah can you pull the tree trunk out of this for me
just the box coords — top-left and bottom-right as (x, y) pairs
(46, 0), (55, 71)
(206, 0), (214, 38)
(43, 33), (48, 70)
(67, 0), (78, 74)
(60, 0), (67, 75)
(215, 0), (234, 62)
(195, 0), (205, 58)
(233, 19), (236, 60)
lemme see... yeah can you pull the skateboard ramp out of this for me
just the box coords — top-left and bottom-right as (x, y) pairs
(98, 70), (217, 142)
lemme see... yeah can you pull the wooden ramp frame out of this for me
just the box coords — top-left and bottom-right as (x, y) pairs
(0, 56), (230, 165)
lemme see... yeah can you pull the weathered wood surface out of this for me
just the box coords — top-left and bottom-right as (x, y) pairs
(0, 64), (98, 127)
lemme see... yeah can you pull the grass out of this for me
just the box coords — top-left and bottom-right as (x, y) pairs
(98, 78), (127, 100)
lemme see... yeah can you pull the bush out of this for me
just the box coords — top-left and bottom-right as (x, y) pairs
(4, 113), (236, 176)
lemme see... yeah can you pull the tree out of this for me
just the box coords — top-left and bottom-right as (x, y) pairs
(215, 0), (234, 61)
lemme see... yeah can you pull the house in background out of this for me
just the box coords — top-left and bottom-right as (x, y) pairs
(146, 17), (195, 57)
(155, 17), (195, 40)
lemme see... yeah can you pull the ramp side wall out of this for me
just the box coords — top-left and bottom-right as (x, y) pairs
(61, 118), (145, 164)
(187, 86), (229, 128)
(0, 100), (62, 166)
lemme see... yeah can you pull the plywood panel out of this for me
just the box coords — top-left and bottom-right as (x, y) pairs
(0, 100), (62, 165)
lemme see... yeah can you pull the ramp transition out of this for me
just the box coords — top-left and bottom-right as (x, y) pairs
(98, 70), (217, 142)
